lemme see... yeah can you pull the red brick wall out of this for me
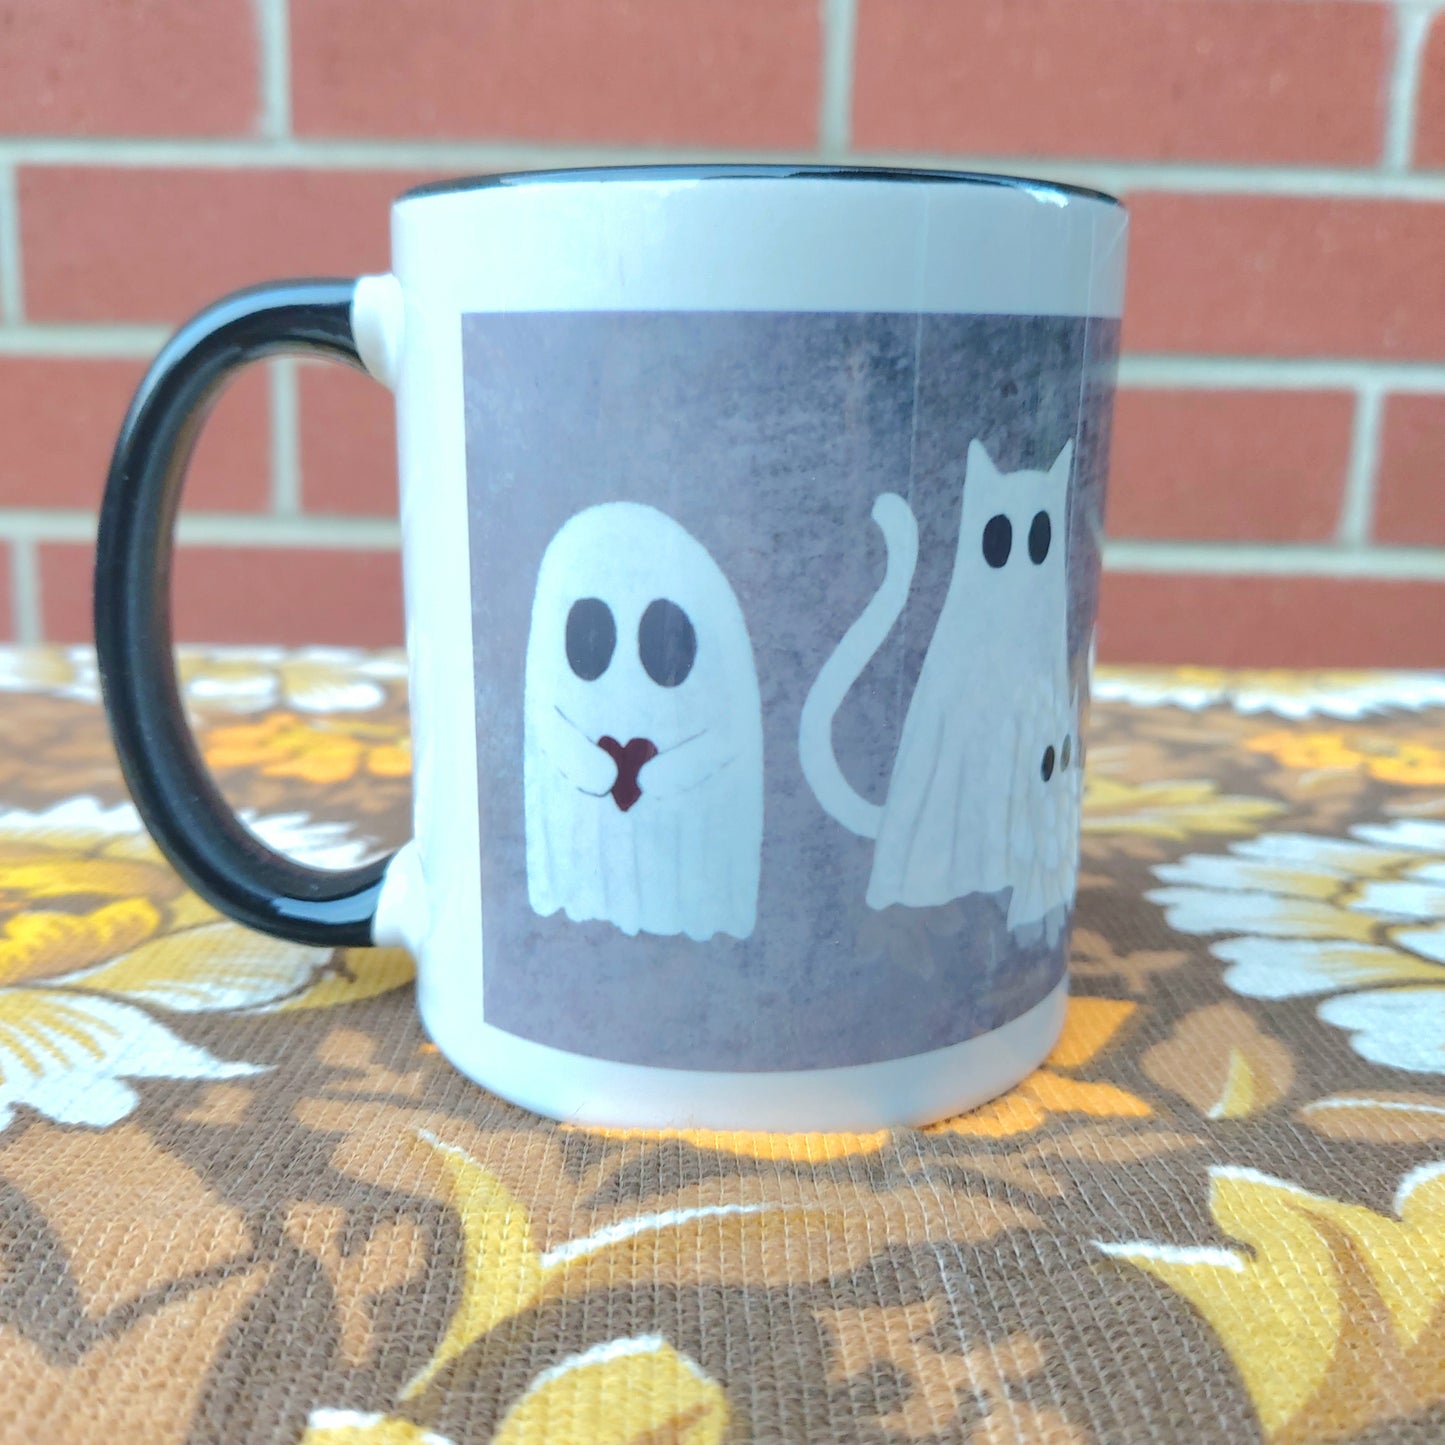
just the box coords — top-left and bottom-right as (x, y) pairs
(2, 0), (1443, 665)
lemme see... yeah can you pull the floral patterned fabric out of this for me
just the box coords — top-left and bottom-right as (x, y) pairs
(0, 648), (1442, 1444)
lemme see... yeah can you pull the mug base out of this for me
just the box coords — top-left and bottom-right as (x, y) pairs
(418, 974), (1068, 1133)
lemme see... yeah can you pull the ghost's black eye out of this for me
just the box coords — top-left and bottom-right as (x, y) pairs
(1041, 746), (1056, 782)
(639, 599), (696, 687)
(982, 515), (1012, 568)
(1028, 511), (1052, 565)
(565, 598), (615, 681)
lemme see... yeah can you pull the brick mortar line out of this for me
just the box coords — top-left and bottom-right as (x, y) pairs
(832, 154), (1445, 199)
(1337, 387), (1384, 545)
(1104, 540), (1445, 581)
(818, 0), (858, 156)
(1384, 1), (1442, 170)
(269, 358), (301, 515)
(254, 0), (293, 140)
(3, 325), (1445, 393)
(0, 512), (401, 547)
(8, 538), (40, 645)
(3, 138), (1445, 199)
(0, 325), (170, 357)
(177, 514), (399, 546)
(1117, 355), (1445, 392)
(0, 166), (23, 325)
(4, 509), (1441, 580)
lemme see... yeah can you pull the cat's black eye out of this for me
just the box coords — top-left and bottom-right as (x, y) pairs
(982, 514), (1012, 568)
(639, 598), (696, 687)
(1041, 745), (1056, 782)
(1028, 511), (1052, 565)
(1060, 734), (1072, 770)
(565, 598), (615, 681)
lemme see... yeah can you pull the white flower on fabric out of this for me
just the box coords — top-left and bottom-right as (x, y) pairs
(0, 645), (407, 715)
(0, 646), (100, 702)
(0, 795), (145, 837)
(242, 810), (381, 870)
(0, 990), (259, 1132)
(0, 797), (378, 871)
(179, 646), (408, 714)
(1149, 821), (1445, 1074)
(1095, 667), (1445, 720)
(0, 798), (411, 1133)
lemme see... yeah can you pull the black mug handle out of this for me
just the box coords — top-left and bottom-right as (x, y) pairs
(95, 278), (394, 947)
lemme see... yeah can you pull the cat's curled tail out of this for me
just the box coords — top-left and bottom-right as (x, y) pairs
(798, 492), (918, 838)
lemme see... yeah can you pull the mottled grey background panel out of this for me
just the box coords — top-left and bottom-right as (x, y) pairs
(464, 312), (1119, 1071)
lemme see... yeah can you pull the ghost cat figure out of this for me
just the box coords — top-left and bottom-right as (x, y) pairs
(799, 439), (1080, 938)
(524, 501), (764, 941)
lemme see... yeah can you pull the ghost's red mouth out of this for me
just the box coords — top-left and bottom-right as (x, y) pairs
(597, 735), (659, 812)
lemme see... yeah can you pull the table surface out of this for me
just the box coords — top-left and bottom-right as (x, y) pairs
(0, 648), (1442, 1444)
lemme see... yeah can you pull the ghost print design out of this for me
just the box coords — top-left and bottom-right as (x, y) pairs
(524, 501), (763, 941)
(800, 439), (1079, 936)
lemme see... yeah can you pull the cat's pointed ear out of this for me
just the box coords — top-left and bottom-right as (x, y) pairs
(1050, 438), (1075, 482)
(967, 438), (998, 480)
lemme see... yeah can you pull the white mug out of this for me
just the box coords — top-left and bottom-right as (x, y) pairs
(96, 165), (1128, 1131)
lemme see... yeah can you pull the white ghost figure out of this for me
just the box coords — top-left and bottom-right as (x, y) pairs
(524, 501), (763, 941)
(800, 439), (1080, 936)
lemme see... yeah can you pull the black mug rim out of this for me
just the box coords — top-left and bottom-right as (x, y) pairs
(399, 163), (1122, 209)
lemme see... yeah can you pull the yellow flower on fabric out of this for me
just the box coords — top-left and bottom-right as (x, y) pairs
(302, 1130), (733, 1443)
(0, 799), (413, 1132)
(392, 1130), (794, 1402)
(1369, 743), (1445, 787)
(301, 1413), (451, 1445)
(1245, 730), (1365, 773)
(1082, 775), (1282, 842)
(1097, 1160), (1445, 1443)
(302, 1338), (726, 1445)
(204, 714), (412, 785)
(561, 1123), (890, 1164)
(1248, 730), (1445, 787)
(1150, 821), (1445, 1074)
(492, 1337), (727, 1444)
(928, 996), (1148, 1139)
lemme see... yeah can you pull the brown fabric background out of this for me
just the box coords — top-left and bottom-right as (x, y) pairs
(0, 649), (1442, 1444)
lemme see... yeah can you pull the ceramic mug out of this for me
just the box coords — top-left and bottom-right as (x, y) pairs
(95, 165), (1127, 1131)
